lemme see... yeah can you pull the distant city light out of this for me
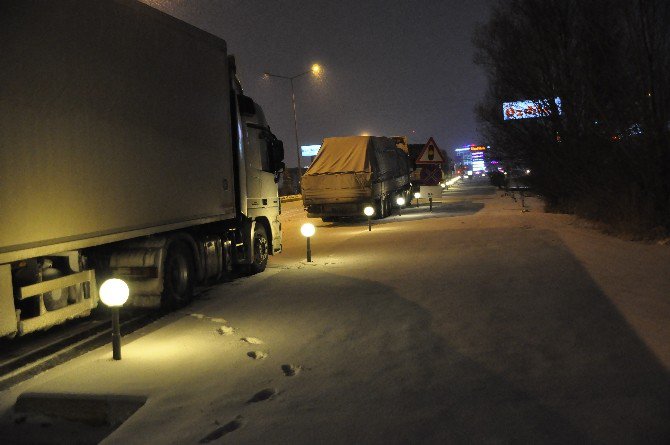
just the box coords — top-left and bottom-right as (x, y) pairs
(502, 97), (563, 120)
(301, 144), (320, 156)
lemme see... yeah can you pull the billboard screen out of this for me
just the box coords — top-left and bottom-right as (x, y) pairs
(301, 145), (321, 156)
(503, 97), (563, 120)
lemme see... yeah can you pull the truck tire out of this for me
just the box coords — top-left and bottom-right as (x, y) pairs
(162, 242), (195, 309)
(249, 224), (269, 274)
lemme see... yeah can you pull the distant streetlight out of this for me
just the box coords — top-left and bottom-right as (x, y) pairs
(263, 64), (323, 176)
(99, 278), (129, 361)
(413, 192), (420, 207)
(300, 223), (316, 262)
(396, 196), (405, 216)
(363, 206), (375, 231)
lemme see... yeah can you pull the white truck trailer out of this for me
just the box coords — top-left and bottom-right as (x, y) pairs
(0, 0), (285, 338)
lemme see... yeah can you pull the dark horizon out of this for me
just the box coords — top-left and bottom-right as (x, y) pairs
(142, 0), (490, 167)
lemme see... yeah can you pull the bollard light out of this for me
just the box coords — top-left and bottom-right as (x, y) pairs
(396, 196), (405, 216)
(300, 223), (316, 262)
(363, 206), (375, 231)
(99, 278), (129, 361)
(413, 192), (420, 207)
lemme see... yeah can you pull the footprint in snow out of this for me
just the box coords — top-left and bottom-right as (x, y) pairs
(247, 351), (268, 360)
(199, 416), (244, 443)
(247, 388), (277, 403)
(190, 314), (228, 324)
(240, 337), (263, 345)
(281, 364), (301, 376)
(216, 325), (235, 335)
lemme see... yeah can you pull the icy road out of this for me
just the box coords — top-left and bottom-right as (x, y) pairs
(1, 179), (669, 444)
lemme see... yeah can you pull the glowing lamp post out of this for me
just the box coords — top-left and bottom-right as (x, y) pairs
(300, 223), (316, 262)
(99, 278), (129, 361)
(413, 192), (420, 207)
(263, 64), (323, 176)
(396, 197), (405, 216)
(363, 206), (375, 231)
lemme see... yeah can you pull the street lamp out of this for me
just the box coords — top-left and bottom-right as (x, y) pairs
(413, 192), (420, 207)
(363, 206), (375, 231)
(99, 278), (129, 361)
(396, 197), (405, 216)
(263, 64), (322, 177)
(300, 223), (316, 262)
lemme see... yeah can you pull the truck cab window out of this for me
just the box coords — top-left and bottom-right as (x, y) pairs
(247, 125), (271, 172)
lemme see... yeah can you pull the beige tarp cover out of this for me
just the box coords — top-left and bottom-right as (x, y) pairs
(306, 136), (371, 174)
(301, 136), (409, 203)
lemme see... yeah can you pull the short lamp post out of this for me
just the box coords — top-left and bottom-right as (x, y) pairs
(396, 197), (405, 216)
(300, 223), (316, 262)
(414, 192), (421, 207)
(99, 278), (129, 361)
(363, 206), (375, 231)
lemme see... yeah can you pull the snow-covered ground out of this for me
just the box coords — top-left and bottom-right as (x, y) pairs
(1, 179), (669, 444)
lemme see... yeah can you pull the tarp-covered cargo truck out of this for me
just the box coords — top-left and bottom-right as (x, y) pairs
(0, 0), (285, 338)
(301, 136), (410, 220)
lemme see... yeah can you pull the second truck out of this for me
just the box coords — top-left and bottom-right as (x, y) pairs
(0, 0), (285, 338)
(301, 136), (411, 220)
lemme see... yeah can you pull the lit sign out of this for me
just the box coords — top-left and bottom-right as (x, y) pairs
(503, 97), (563, 120)
(470, 145), (486, 151)
(301, 145), (321, 156)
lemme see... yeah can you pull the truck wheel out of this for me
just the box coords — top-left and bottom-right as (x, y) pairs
(162, 242), (195, 309)
(249, 224), (269, 274)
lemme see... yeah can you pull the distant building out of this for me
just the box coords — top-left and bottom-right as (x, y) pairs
(455, 145), (488, 175)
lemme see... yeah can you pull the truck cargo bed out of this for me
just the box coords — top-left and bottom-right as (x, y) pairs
(0, 0), (236, 262)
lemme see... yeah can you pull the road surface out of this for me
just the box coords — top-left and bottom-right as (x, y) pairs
(1, 178), (668, 444)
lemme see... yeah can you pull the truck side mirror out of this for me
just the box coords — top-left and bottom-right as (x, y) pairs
(238, 94), (256, 116)
(269, 138), (284, 173)
(273, 161), (285, 183)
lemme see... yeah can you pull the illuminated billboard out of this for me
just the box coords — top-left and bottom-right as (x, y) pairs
(301, 145), (321, 156)
(503, 97), (563, 120)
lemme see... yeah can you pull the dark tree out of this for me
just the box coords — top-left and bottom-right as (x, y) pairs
(474, 0), (670, 234)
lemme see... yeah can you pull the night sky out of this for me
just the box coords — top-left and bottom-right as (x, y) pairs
(142, 0), (491, 167)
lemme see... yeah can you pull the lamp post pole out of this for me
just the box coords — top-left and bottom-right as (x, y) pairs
(264, 65), (321, 179)
(289, 77), (301, 174)
(111, 307), (121, 360)
(99, 278), (129, 361)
